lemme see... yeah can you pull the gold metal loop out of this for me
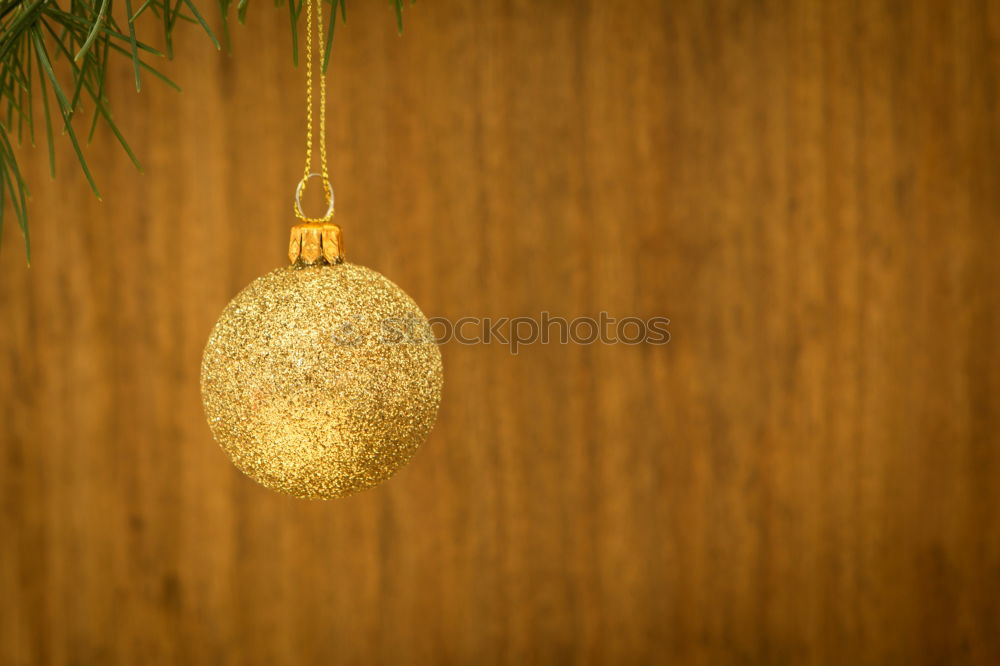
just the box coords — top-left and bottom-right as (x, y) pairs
(295, 173), (335, 223)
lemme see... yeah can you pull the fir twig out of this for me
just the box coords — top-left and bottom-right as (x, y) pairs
(0, 0), (411, 261)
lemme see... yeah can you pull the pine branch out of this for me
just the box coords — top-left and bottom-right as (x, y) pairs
(0, 0), (411, 263)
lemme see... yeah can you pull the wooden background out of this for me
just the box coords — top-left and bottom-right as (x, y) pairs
(2, 1), (999, 664)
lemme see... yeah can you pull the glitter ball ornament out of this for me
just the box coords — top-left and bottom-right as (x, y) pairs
(201, 223), (443, 499)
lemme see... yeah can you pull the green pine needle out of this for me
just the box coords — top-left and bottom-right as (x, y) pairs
(181, 0), (220, 49)
(124, 0), (142, 91)
(73, 0), (108, 62)
(32, 26), (102, 198)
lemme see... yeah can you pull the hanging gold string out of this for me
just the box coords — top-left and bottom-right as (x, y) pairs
(295, 0), (334, 223)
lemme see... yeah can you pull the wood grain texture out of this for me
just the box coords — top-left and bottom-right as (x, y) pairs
(2, 0), (999, 663)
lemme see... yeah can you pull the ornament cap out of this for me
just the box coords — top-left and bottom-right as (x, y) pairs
(288, 223), (344, 265)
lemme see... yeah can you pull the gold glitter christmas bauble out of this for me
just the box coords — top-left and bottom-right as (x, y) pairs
(200, 225), (442, 499)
